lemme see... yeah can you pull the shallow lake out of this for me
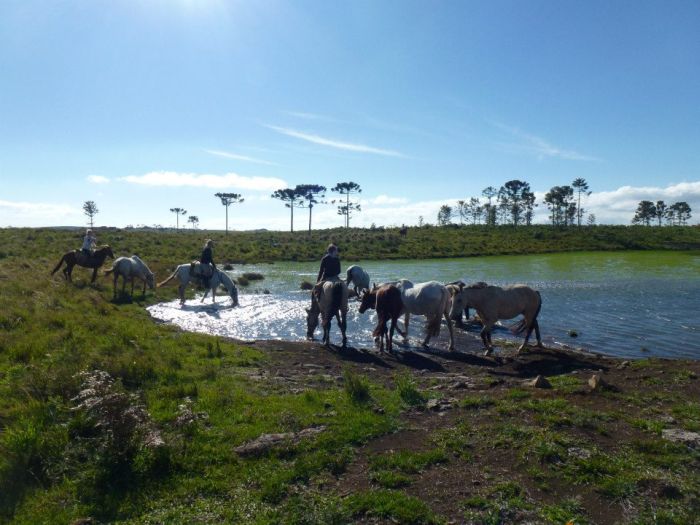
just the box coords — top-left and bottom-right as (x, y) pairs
(148, 251), (700, 359)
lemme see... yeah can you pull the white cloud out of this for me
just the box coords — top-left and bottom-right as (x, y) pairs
(0, 199), (80, 226)
(264, 124), (405, 157)
(118, 171), (287, 191)
(366, 195), (409, 206)
(204, 149), (278, 166)
(87, 175), (110, 184)
(493, 122), (600, 162)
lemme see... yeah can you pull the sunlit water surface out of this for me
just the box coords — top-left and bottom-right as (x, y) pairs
(148, 251), (700, 359)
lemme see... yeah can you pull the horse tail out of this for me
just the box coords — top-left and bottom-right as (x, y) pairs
(426, 315), (441, 337)
(51, 254), (66, 275)
(511, 291), (542, 334)
(373, 311), (387, 339)
(157, 269), (178, 288)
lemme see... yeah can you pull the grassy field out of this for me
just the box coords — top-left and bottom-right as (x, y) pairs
(1, 226), (699, 524)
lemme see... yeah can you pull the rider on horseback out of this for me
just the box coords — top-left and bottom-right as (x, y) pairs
(317, 243), (340, 283)
(80, 229), (97, 264)
(199, 239), (216, 288)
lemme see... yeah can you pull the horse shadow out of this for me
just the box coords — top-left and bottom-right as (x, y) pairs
(487, 348), (609, 379)
(325, 344), (394, 369)
(419, 347), (497, 369)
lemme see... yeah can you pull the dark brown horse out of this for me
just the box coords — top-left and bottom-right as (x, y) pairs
(359, 284), (405, 353)
(52, 245), (114, 283)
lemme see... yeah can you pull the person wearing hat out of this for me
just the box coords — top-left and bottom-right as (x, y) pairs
(317, 243), (341, 283)
(80, 229), (97, 263)
(199, 239), (216, 288)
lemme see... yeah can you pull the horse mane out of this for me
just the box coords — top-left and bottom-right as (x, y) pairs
(466, 281), (489, 289)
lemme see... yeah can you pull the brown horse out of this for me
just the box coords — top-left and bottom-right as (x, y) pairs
(52, 245), (115, 283)
(359, 284), (405, 353)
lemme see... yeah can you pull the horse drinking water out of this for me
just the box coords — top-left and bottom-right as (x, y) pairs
(104, 255), (155, 298)
(306, 280), (348, 347)
(346, 265), (370, 297)
(52, 245), (114, 283)
(157, 263), (239, 306)
(449, 282), (542, 355)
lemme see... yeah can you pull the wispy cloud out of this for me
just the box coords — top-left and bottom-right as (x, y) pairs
(493, 122), (601, 162)
(204, 149), (278, 166)
(119, 171), (287, 191)
(264, 124), (405, 157)
(283, 111), (338, 122)
(87, 175), (110, 184)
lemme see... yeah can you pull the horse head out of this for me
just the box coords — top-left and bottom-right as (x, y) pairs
(104, 246), (115, 259)
(146, 272), (155, 290)
(358, 288), (376, 314)
(306, 293), (321, 339)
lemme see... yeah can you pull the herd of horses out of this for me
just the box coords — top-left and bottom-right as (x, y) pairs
(51, 245), (543, 356)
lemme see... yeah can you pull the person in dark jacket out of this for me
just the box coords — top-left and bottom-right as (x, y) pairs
(317, 244), (341, 283)
(199, 239), (216, 288)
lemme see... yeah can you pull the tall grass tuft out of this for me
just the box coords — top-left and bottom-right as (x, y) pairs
(343, 369), (372, 405)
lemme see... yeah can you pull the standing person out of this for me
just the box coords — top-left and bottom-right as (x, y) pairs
(317, 243), (341, 283)
(80, 229), (97, 262)
(200, 239), (216, 288)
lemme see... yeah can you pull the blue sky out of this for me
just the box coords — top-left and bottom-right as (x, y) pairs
(1, 0), (699, 229)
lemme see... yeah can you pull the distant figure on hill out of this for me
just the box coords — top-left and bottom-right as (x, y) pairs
(199, 239), (216, 288)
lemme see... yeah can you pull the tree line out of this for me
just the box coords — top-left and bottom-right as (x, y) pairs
(437, 178), (594, 227)
(82, 176), (692, 230)
(632, 200), (692, 226)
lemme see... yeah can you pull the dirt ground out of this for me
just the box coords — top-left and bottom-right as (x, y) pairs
(240, 325), (700, 524)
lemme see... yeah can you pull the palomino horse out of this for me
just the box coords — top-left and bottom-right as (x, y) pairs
(104, 255), (155, 298)
(346, 265), (370, 297)
(449, 282), (542, 355)
(359, 283), (404, 353)
(396, 279), (455, 351)
(52, 245), (114, 283)
(157, 263), (239, 306)
(306, 280), (348, 347)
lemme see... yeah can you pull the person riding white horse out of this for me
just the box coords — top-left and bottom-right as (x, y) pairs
(158, 263), (239, 306)
(199, 239), (216, 288)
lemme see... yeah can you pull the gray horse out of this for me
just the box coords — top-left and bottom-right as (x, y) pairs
(449, 282), (542, 355)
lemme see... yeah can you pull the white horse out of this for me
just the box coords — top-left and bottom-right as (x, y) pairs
(157, 263), (239, 306)
(396, 279), (455, 351)
(306, 279), (348, 347)
(346, 265), (370, 296)
(104, 255), (155, 298)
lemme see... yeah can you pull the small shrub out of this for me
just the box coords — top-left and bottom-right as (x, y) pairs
(300, 280), (314, 290)
(394, 372), (426, 407)
(344, 370), (372, 405)
(242, 272), (264, 281)
(236, 276), (249, 286)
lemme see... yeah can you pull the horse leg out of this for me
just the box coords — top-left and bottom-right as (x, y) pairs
(130, 277), (135, 297)
(340, 309), (347, 348)
(388, 317), (396, 353)
(113, 273), (118, 297)
(444, 312), (455, 351)
(480, 326), (493, 355)
(534, 320), (543, 347)
(64, 263), (73, 282)
(402, 313), (410, 345)
(91, 267), (98, 283)
(179, 285), (186, 305)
